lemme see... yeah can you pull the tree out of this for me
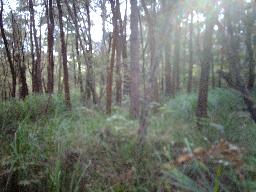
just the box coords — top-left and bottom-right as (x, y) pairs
(115, 0), (123, 106)
(11, 13), (29, 99)
(0, 0), (16, 97)
(121, 0), (129, 97)
(165, 35), (172, 96)
(141, 0), (159, 101)
(46, 0), (55, 94)
(196, 12), (214, 122)
(56, 0), (71, 109)
(106, 0), (117, 115)
(129, 0), (140, 119)
(173, 16), (181, 93)
(218, 0), (256, 122)
(29, 0), (43, 93)
(85, 0), (97, 104)
(187, 11), (194, 93)
(244, 5), (255, 90)
(64, 0), (84, 96)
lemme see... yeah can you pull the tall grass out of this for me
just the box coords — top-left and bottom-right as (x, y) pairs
(0, 89), (256, 191)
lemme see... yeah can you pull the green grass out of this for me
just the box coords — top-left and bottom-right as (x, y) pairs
(0, 88), (256, 191)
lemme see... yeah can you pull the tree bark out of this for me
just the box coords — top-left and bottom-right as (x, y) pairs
(187, 11), (194, 93)
(106, 33), (116, 115)
(122, 0), (129, 97)
(46, 0), (55, 93)
(115, 0), (123, 106)
(0, 0), (16, 97)
(106, 0), (117, 115)
(70, 1), (84, 96)
(11, 13), (29, 99)
(165, 39), (172, 96)
(196, 15), (214, 120)
(56, 0), (71, 110)
(29, 0), (43, 93)
(141, 0), (158, 102)
(173, 16), (181, 93)
(85, 1), (97, 104)
(217, 0), (256, 123)
(129, 0), (140, 119)
(245, 12), (255, 90)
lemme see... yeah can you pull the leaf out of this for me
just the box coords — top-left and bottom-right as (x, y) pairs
(176, 153), (193, 164)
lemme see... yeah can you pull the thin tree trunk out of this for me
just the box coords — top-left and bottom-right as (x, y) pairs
(11, 13), (28, 99)
(100, 0), (107, 51)
(70, 1), (84, 96)
(130, 0), (140, 119)
(196, 16), (214, 121)
(57, 40), (63, 94)
(29, 0), (42, 93)
(29, 6), (36, 92)
(195, 13), (201, 90)
(211, 55), (215, 88)
(165, 38), (172, 96)
(141, 0), (158, 102)
(173, 16), (181, 93)
(218, 1), (256, 123)
(115, 0), (122, 106)
(187, 12), (193, 93)
(0, 0), (16, 97)
(71, 43), (77, 86)
(245, 13), (255, 90)
(139, 14), (146, 96)
(106, 33), (116, 115)
(56, 0), (71, 109)
(218, 53), (224, 87)
(46, 0), (55, 93)
(85, 1), (97, 104)
(122, 0), (129, 97)
(106, 0), (117, 115)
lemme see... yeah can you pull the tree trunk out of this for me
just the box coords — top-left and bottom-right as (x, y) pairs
(211, 55), (215, 88)
(141, 0), (158, 102)
(218, 53), (224, 87)
(106, 33), (116, 115)
(29, 0), (42, 93)
(245, 12), (255, 90)
(106, 0), (118, 115)
(0, 0), (16, 98)
(70, 1), (84, 97)
(100, 0), (107, 51)
(165, 38), (172, 96)
(56, 0), (71, 110)
(139, 14), (146, 96)
(173, 16), (181, 93)
(196, 15), (214, 121)
(85, 1), (97, 104)
(71, 42), (77, 86)
(115, 0), (123, 106)
(11, 13), (28, 99)
(187, 12), (193, 93)
(217, 0), (256, 123)
(46, 0), (55, 93)
(129, 0), (140, 119)
(122, 0), (129, 97)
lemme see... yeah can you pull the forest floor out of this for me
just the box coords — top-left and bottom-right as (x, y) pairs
(1, 88), (256, 192)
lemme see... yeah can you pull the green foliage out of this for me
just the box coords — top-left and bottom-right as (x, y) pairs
(0, 94), (66, 137)
(1, 89), (256, 191)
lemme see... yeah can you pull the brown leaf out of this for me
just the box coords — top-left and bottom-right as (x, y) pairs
(176, 153), (193, 164)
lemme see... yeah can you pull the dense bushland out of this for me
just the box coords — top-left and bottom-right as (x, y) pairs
(1, 89), (256, 192)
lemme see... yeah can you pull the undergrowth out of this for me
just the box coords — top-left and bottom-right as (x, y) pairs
(0, 88), (256, 191)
